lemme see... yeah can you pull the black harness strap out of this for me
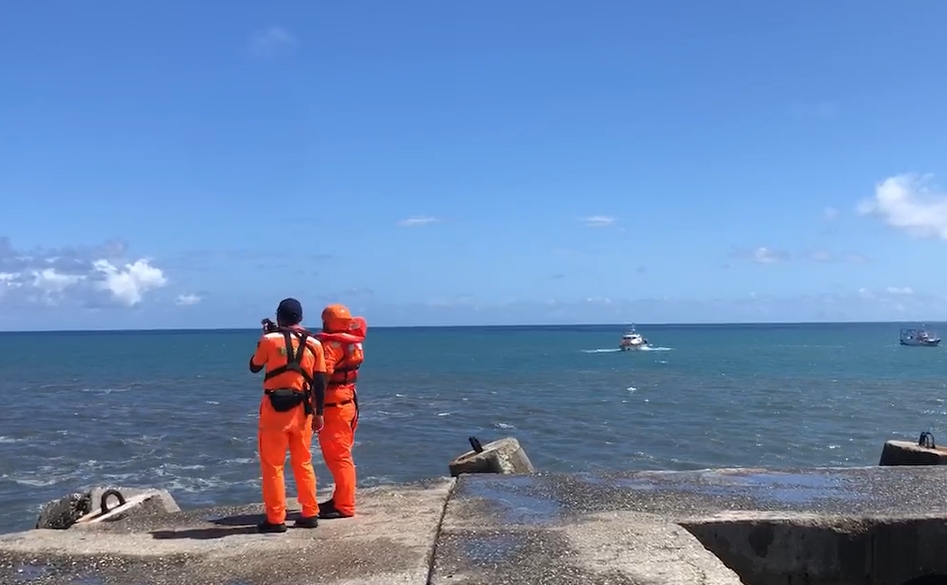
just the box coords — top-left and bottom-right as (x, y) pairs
(264, 328), (315, 415)
(329, 364), (360, 384)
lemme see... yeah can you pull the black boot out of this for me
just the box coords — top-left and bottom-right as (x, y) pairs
(318, 500), (353, 519)
(257, 519), (287, 533)
(294, 515), (318, 529)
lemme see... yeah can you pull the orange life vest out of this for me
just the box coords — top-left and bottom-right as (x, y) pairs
(317, 330), (364, 386)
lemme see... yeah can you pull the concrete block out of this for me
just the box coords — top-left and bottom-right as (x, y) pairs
(879, 440), (947, 466)
(448, 436), (536, 477)
(35, 492), (93, 530)
(75, 488), (180, 525)
(34, 487), (179, 530)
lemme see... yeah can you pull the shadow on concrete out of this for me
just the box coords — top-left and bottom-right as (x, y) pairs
(208, 513), (264, 527)
(682, 516), (947, 585)
(904, 576), (947, 585)
(148, 512), (314, 539)
(150, 525), (259, 540)
(149, 512), (272, 539)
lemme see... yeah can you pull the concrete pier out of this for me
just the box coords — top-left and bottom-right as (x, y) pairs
(879, 439), (947, 466)
(3, 466), (947, 585)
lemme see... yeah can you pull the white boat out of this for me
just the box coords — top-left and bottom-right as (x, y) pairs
(619, 325), (649, 351)
(900, 326), (942, 347)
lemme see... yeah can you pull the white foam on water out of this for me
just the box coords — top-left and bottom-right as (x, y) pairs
(161, 463), (206, 471)
(0, 436), (20, 444)
(100, 472), (141, 482)
(220, 458), (254, 465)
(627, 386), (637, 392)
(80, 387), (130, 394)
(122, 434), (167, 446)
(12, 477), (61, 487)
(582, 348), (621, 353)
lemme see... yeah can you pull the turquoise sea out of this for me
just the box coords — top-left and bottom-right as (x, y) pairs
(1, 322), (945, 533)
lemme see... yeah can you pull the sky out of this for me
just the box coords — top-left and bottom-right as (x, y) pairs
(3, 1), (947, 330)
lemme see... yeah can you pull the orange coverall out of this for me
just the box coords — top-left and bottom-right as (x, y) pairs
(318, 308), (365, 518)
(251, 329), (326, 525)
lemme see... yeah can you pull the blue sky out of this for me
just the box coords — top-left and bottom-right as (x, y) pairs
(3, 0), (947, 329)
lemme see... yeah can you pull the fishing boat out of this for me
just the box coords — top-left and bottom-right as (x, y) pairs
(619, 325), (649, 351)
(900, 326), (942, 347)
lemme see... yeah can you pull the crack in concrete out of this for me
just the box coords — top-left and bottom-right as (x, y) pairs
(425, 478), (458, 585)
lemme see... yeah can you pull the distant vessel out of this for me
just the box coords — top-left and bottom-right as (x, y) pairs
(900, 326), (941, 347)
(619, 325), (650, 351)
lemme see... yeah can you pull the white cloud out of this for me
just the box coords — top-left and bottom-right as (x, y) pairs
(822, 206), (840, 221)
(32, 268), (83, 294)
(176, 293), (202, 306)
(580, 215), (616, 228)
(248, 26), (298, 57)
(0, 237), (168, 309)
(885, 286), (913, 295)
(361, 289), (947, 327)
(806, 250), (869, 263)
(730, 246), (790, 264)
(94, 259), (167, 306)
(397, 216), (441, 227)
(857, 173), (947, 239)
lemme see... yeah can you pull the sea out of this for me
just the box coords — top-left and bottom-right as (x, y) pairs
(1, 322), (946, 533)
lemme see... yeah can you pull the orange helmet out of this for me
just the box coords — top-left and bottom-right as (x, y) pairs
(322, 303), (353, 332)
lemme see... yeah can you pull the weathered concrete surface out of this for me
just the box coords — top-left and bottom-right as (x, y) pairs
(7, 466), (947, 585)
(879, 439), (947, 466)
(443, 466), (947, 585)
(432, 472), (745, 584)
(0, 478), (453, 585)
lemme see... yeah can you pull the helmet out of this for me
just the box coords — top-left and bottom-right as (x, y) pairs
(322, 303), (353, 332)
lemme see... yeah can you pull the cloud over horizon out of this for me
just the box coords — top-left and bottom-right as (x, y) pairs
(0, 237), (168, 309)
(729, 246), (790, 264)
(176, 293), (202, 306)
(857, 173), (947, 239)
(398, 216), (442, 227)
(356, 286), (947, 327)
(580, 215), (616, 228)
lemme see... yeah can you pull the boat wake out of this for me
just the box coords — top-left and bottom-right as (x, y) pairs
(581, 346), (673, 353)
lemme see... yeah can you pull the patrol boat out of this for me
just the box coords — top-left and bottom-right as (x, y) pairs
(619, 325), (649, 351)
(900, 326), (942, 347)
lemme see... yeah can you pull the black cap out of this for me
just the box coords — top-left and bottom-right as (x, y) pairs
(276, 298), (303, 326)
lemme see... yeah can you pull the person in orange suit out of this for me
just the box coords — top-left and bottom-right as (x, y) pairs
(249, 298), (327, 533)
(316, 303), (367, 519)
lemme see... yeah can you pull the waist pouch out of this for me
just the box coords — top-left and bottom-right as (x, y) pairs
(265, 389), (305, 413)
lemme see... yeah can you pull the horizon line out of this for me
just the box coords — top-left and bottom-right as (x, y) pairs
(0, 319), (939, 334)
